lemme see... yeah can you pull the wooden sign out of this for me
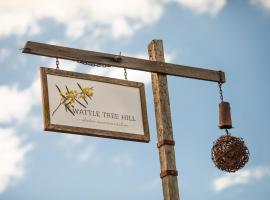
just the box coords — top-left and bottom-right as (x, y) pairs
(40, 67), (150, 142)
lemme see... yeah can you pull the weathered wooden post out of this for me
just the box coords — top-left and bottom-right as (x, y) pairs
(148, 40), (180, 200)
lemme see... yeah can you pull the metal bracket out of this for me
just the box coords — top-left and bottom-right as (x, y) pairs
(157, 139), (175, 148)
(160, 170), (178, 178)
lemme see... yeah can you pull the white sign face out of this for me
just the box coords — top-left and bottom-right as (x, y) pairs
(40, 67), (150, 142)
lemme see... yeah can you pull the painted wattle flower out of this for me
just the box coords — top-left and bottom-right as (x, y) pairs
(52, 83), (94, 116)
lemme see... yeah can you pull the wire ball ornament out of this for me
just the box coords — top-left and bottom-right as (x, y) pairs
(211, 133), (249, 172)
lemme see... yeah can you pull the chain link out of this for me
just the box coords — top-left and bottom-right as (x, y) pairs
(77, 60), (111, 68)
(124, 68), (128, 80)
(118, 52), (127, 80)
(73, 52), (128, 79)
(56, 58), (59, 69)
(218, 71), (224, 101)
(218, 82), (224, 102)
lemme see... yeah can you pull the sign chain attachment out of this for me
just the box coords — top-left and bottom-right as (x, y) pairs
(124, 68), (128, 80)
(56, 57), (60, 70)
(118, 52), (128, 80)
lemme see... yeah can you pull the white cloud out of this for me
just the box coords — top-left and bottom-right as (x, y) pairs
(58, 134), (84, 147)
(112, 152), (134, 167)
(0, 128), (33, 193)
(57, 134), (101, 164)
(0, 48), (10, 61)
(98, 67), (152, 85)
(77, 146), (96, 163)
(212, 166), (270, 192)
(0, 0), (163, 38)
(46, 59), (78, 72)
(110, 152), (135, 174)
(21, 115), (42, 131)
(0, 0), (227, 39)
(168, 0), (226, 15)
(0, 76), (40, 123)
(250, 0), (270, 11)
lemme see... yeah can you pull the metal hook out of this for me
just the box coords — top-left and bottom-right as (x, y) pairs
(118, 52), (128, 80)
(114, 52), (122, 62)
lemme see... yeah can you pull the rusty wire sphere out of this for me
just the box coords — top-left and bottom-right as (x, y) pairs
(211, 134), (249, 172)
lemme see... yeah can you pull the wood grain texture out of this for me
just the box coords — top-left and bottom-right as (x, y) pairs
(219, 101), (232, 129)
(23, 41), (225, 83)
(148, 40), (180, 200)
(40, 67), (150, 143)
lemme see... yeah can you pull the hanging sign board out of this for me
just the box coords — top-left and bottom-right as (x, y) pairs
(40, 67), (150, 143)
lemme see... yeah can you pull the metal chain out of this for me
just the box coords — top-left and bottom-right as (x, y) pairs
(117, 52), (128, 80)
(124, 68), (128, 80)
(218, 71), (224, 102)
(56, 57), (111, 69)
(219, 71), (230, 136)
(56, 58), (60, 69)
(218, 82), (224, 102)
(77, 60), (111, 68)
(75, 53), (127, 79)
(225, 129), (230, 135)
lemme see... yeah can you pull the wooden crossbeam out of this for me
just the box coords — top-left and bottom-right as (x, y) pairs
(22, 41), (225, 83)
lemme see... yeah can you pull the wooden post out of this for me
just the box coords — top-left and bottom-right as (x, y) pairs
(148, 40), (180, 200)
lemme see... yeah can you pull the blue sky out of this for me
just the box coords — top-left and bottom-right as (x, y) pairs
(0, 0), (270, 199)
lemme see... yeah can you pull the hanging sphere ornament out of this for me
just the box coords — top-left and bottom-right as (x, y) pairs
(211, 131), (249, 172)
(213, 75), (250, 172)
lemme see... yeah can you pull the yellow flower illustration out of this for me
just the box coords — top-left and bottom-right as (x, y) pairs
(52, 83), (94, 116)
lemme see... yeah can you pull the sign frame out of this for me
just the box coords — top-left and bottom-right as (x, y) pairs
(40, 67), (150, 143)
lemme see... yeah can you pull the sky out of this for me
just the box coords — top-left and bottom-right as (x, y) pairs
(0, 0), (270, 199)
